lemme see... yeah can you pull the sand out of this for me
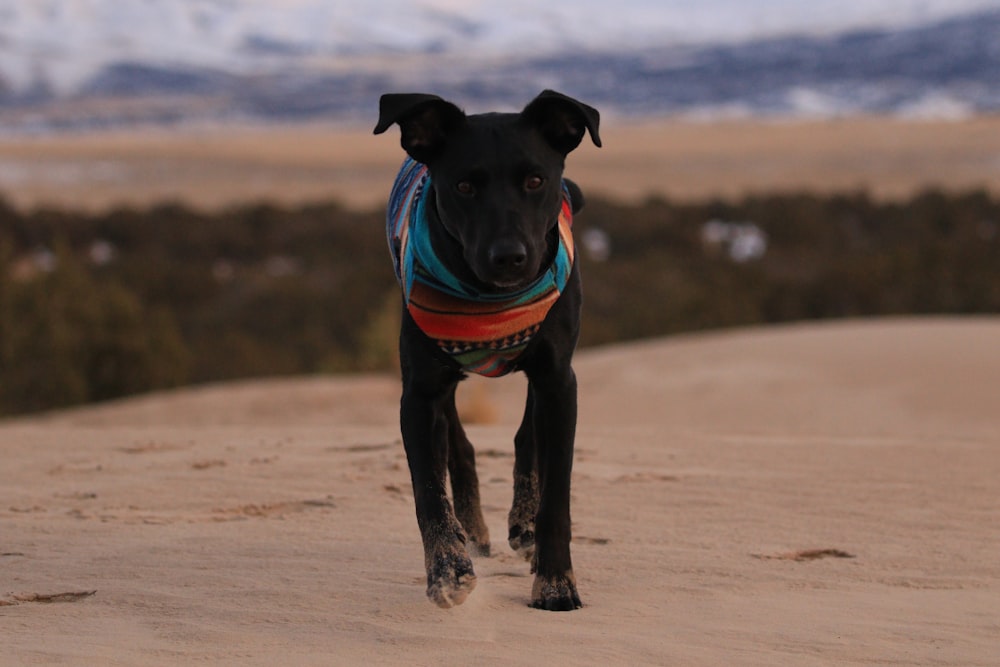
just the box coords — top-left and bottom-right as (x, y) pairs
(3, 113), (999, 663)
(3, 115), (1000, 211)
(2, 317), (998, 665)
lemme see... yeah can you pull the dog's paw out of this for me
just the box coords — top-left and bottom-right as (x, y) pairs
(454, 502), (491, 558)
(507, 523), (535, 561)
(508, 470), (538, 560)
(426, 547), (477, 608)
(530, 571), (582, 611)
(467, 537), (491, 558)
(456, 511), (491, 557)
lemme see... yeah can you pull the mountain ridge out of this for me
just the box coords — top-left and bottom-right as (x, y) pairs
(1, 7), (998, 131)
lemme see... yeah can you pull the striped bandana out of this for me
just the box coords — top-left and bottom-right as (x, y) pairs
(386, 157), (575, 377)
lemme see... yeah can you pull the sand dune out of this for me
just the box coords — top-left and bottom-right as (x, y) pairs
(2, 317), (998, 665)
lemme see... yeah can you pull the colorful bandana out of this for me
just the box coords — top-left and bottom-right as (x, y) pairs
(387, 157), (575, 377)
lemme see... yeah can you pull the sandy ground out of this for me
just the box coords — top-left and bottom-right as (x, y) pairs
(3, 115), (1000, 211)
(2, 317), (998, 665)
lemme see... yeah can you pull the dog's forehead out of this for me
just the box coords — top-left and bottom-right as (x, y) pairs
(445, 112), (555, 166)
(466, 112), (530, 138)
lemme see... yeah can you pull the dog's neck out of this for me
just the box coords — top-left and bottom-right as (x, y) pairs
(422, 184), (562, 299)
(389, 159), (572, 304)
(386, 157), (575, 376)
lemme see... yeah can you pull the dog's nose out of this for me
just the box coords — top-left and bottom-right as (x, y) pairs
(488, 240), (528, 271)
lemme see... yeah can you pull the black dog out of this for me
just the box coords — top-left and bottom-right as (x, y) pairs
(374, 90), (600, 611)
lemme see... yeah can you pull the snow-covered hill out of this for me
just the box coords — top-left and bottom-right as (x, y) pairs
(2, 0), (999, 130)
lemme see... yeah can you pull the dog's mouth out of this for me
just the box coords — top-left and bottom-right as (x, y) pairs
(477, 261), (543, 293)
(488, 276), (531, 291)
(468, 268), (530, 294)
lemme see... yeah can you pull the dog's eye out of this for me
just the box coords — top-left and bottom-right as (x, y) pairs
(456, 181), (475, 195)
(525, 175), (545, 191)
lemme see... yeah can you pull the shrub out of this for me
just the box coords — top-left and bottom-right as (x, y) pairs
(0, 242), (189, 414)
(1, 188), (998, 416)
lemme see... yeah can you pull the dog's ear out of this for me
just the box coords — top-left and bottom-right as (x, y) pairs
(521, 90), (602, 155)
(373, 93), (466, 164)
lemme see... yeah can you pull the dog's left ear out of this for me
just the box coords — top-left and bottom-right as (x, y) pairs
(374, 93), (467, 164)
(522, 90), (602, 155)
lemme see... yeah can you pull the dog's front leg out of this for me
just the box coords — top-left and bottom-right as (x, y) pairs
(444, 386), (491, 556)
(399, 363), (477, 608)
(508, 386), (540, 562)
(527, 366), (582, 611)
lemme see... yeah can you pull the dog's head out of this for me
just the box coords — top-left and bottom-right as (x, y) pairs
(375, 90), (601, 291)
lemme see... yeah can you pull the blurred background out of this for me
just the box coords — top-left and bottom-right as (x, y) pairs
(2, 0), (999, 414)
(3, 0), (1000, 128)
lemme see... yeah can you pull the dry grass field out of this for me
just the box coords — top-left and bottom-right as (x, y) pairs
(2, 115), (1000, 212)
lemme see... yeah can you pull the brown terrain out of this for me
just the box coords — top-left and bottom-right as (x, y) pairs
(2, 117), (999, 665)
(2, 115), (1000, 212)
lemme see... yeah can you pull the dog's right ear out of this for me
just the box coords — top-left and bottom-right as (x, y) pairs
(374, 93), (466, 164)
(521, 90), (602, 156)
